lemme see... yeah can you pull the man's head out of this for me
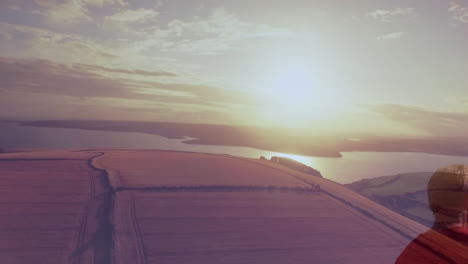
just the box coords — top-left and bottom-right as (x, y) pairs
(428, 164), (468, 227)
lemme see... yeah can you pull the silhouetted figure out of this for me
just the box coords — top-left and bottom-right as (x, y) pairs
(396, 164), (468, 263)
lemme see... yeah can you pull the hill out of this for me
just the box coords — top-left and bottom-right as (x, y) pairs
(346, 172), (433, 227)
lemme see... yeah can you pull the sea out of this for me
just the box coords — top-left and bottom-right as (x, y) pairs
(1, 121), (466, 184)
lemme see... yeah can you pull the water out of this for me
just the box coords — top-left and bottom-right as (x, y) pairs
(1, 121), (466, 183)
(276, 152), (467, 183)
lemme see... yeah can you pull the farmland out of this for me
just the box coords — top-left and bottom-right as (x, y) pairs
(0, 149), (429, 263)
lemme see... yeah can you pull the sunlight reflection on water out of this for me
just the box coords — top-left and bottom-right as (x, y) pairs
(1, 121), (467, 184)
(266, 151), (468, 184)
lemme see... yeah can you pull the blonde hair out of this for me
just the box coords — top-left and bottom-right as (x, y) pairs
(428, 165), (468, 223)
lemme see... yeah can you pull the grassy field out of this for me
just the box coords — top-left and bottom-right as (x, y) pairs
(0, 149), (429, 264)
(96, 150), (425, 264)
(0, 152), (96, 264)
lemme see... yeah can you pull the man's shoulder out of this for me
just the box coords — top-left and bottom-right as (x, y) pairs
(395, 230), (468, 264)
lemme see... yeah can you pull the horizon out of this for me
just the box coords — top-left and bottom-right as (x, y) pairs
(1, 0), (468, 139)
(2, 2), (468, 262)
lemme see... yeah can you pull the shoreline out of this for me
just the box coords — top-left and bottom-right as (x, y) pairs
(11, 119), (468, 158)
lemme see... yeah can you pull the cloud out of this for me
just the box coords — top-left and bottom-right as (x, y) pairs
(100, 7), (160, 34)
(0, 57), (256, 122)
(376, 31), (404, 40)
(0, 22), (121, 63)
(449, 2), (468, 23)
(82, 0), (127, 7)
(104, 8), (159, 23)
(367, 7), (415, 22)
(0, 4), (284, 123)
(7, 4), (22, 10)
(2, 5), (290, 62)
(34, 0), (128, 24)
(143, 8), (291, 55)
(34, 0), (127, 8)
(44, 0), (92, 24)
(0, 21), (195, 87)
(73, 63), (177, 77)
(0, 57), (139, 99)
(105, 7), (290, 56)
(174, 8), (290, 39)
(371, 104), (468, 137)
(0, 90), (226, 122)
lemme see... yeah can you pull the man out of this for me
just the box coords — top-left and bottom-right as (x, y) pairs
(396, 164), (468, 263)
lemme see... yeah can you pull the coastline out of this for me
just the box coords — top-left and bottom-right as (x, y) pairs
(14, 119), (468, 158)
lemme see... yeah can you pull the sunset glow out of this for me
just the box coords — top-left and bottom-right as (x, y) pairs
(0, 0), (467, 137)
(271, 65), (317, 106)
(268, 152), (316, 167)
(2, 2), (468, 264)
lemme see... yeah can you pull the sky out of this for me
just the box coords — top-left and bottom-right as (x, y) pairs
(0, 0), (467, 138)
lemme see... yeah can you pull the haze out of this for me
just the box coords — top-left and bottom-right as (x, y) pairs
(1, 0), (467, 138)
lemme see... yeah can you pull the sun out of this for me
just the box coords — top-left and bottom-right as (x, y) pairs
(255, 64), (319, 127)
(251, 54), (347, 128)
(271, 66), (316, 107)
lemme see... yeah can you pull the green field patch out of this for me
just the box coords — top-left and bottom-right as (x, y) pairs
(361, 172), (432, 196)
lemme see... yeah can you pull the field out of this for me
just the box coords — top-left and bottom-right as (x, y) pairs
(346, 172), (433, 227)
(0, 151), (105, 264)
(0, 149), (429, 263)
